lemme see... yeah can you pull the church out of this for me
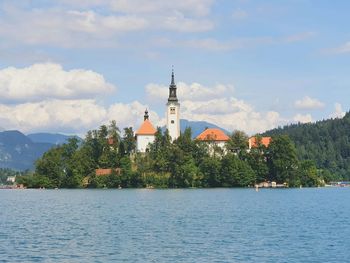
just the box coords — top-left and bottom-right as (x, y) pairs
(135, 70), (180, 152)
(135, 71), (269, 153)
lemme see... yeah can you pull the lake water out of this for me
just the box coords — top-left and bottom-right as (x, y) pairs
(1, 188), (350, 262)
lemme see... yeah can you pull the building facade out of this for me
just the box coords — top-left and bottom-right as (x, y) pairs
(196, 128), (229, 152)
(135, 110), (157, 152)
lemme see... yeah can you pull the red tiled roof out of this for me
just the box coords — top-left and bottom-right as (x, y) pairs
(196, 128), (229, 141)
(108, 138), (114, 145)
(136, 119), (157, 135)
(95, 168), (121, 176)
(249, 137), (272, 148)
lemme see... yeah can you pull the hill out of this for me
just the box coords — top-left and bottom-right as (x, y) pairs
(264, 112), (350, 180)
(0, 131), (53, 170)
(27, 133), (81, 145)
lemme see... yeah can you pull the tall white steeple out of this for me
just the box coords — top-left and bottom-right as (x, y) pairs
(166, 69), (180, 141)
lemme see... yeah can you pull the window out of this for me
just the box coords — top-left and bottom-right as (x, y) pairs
(171, 120), (174, 124)
(170, 107), (176, 114)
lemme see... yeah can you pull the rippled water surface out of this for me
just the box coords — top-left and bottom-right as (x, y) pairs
(1, 188), (350, 262)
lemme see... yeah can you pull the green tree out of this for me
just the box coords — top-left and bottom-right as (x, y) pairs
(266, 135), (299, 185)
(247, 143), (269, 183)
(199, 156), (221, 187)
(221, 154), (256, 187)
(226, 130), (249, 154)
(299, 160), (321, 187)
(35, 146), (65, 188)
(123, 127), (136, 155)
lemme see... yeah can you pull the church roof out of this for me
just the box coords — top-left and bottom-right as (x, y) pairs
(136, 119), (157, 135)
(249, 136), (272, 148)
(168, 69), (178, 103)
(196, 128), (229, 141)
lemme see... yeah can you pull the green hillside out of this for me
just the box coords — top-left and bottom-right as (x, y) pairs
(264, 112), (350, 181)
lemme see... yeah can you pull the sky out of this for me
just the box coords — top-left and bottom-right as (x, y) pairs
(0, 0), (349, 136)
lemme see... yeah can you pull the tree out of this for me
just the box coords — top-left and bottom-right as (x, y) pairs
(35, 146), (65, 188)
(266, 135), (299, 185)
(149, 128), (171, 173)
(220, 154), (255, 187)
(226, 130), (249, 155)
(299, 160), (320, 187)
(199, 156), (221, 187)
(247, 141), (269, 183)
(123, 127), (136, 155)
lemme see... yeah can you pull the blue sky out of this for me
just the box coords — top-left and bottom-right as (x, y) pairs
(0, 0), (349, 135)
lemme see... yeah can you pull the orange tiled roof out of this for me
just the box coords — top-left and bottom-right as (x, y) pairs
(108, 138), (114, 145)
(249, 137), (272, 148)
(196, 128), (229, 141)
(95, 168), (121, 176)
(136, 119), (157, 135)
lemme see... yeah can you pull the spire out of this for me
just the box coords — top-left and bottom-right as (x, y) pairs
(144, 109), (149, 121)
(171, 66), (175, 86)
(168, 67), (178, 102)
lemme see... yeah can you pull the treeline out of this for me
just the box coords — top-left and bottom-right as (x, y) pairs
(17, 121), (325, 188)
(0, 168), (31, 185)
(264, 111), (350, 181)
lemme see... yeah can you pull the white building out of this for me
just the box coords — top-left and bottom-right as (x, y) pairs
(196, 128), (230, 152)
(166, 70), (180, 141)
(135, 110), (157, 152)
(7, 176), (16, 184)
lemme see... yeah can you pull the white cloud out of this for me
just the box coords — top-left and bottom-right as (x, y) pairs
(0, 99), (163, 135)
(161, 12), (213, 32)
(0, 7), (148, 48)
(327, 42), (350, 54)
(0, 1), (215, 48)
(0, 63), (115, 103)
(145, 81), (283, 134)
(329, 103), (346, 119)
(231, 8), (247, 20)
(146, 82), (234, 102)
(294, 96), (325, 110)
(61, 0), (214, 16)
(181, 99), (282, 135)
(155, 31), (316, 52)
(293, 113), (313, 123)
(67, 10), (148, 33)
(0, 62), (165, 135)
(0, 100), (106, 134)
(108, 101), (164, 129)
(284, 31), (316, 43)
(183, 38), (240, 51)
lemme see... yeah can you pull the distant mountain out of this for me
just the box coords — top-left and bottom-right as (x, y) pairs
(0, 130), (53, 171)
(180, 119), (230, 138)
(27, 133), (81, 145)
(263, 112), (350, 180)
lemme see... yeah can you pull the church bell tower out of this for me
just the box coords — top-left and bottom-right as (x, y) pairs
(166, 69), (180, 141)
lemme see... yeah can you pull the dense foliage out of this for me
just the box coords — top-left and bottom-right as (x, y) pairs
(0, 168), (31, 185)
(264, 112), (350, 181)
(18, 121), (325, 188)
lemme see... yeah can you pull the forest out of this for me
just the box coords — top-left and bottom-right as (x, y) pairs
(264, 111), (350, 181)
(16, 120), (325, 189)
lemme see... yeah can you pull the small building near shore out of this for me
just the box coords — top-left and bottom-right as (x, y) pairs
(6, 176), (16, 184)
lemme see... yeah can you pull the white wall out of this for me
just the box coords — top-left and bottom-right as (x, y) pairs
(136, 135), (155, 152)
(166, 102), (180, 141)
(204, 141), (228, 155)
